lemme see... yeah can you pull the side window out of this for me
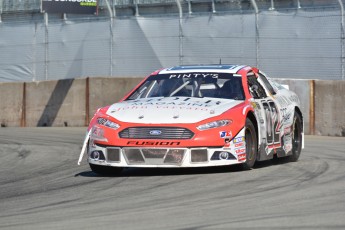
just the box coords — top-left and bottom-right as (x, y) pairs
(258, 72), (276, 95)
(247, 73), (267, 99)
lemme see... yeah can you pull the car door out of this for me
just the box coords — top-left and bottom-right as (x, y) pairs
(247, 71), (281, 156)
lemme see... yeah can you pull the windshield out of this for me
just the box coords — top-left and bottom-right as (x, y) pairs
(127, 73), (245, 100)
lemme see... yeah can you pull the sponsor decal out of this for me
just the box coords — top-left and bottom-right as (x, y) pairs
(127, 141), (180, 146)
(220, 131), (232, 139)
(284, 126), (292, 135)
(111, 105), (211, 112)
(127, 97), (221, 108)
(289, 94), (300, 103)
(281, 107), (292, 124)
(283, 135), (293, 153)
(283, 144), (293, 154)
(110, 97), (228, 112)
(234, 142), (244, 148)
(275, 95), (290, 107)
(91, 126), (108, 142)
(92, 126), (104, 137)
(169, 73), (219, 79)
(237, 153), (246, 161)
(235, 148), (245, 154)
(42, 0), (98, 14)
(233, 136), (244, 143)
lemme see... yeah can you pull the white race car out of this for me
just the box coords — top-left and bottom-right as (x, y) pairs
(78, 65), (304, 175)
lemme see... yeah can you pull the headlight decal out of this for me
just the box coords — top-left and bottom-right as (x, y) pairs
(197, 119), (232, 131)
(97, 117), (120, 130)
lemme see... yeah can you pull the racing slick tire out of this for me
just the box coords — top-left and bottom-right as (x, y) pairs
(89, 163), (123, 176)
(288, 112), (303, 162)
(242, 118), (258, 170)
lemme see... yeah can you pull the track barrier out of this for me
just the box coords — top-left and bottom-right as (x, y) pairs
(0, 77), (344, 136)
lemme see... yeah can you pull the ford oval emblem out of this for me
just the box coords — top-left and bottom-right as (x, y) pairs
(149, 130), (162, 135)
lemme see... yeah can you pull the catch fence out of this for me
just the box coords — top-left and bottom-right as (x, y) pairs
(0, 0), (344, 81)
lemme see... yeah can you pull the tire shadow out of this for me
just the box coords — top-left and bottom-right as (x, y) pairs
(75, 164), (245, 178)
(75, 157), (294, 178)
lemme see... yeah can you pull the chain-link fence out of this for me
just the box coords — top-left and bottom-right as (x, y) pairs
(0, 0), (344, 81)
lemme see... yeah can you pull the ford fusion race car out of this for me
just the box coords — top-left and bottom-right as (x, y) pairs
(78, 65), (304, 175)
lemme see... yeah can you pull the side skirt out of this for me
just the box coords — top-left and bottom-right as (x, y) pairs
(257, 142), (274, 161)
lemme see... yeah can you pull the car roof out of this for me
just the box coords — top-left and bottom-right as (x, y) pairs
(158, 64), (247, 75)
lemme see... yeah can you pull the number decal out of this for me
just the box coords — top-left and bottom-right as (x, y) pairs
(262, 100), (280, 146)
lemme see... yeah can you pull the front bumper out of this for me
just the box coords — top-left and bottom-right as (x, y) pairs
(88, 146), (245, 168)
(83, 127), (247, 168)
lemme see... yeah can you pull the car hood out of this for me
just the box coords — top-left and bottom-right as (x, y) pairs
(106, 97), (243, 124)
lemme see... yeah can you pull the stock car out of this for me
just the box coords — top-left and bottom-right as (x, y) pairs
(78, 65), (304, 175)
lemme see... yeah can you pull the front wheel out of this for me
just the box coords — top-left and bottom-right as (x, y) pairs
(288, 113), (302, 162)
(242, 118), (258, 170)
(89, 163), (123, 176)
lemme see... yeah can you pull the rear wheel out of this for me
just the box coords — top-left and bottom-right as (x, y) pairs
(288, 113), (302, 162)
(242, 118), (258, 170)
(89, 163), (123, 176)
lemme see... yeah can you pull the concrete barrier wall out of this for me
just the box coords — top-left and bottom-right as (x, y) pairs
(314, 81), (345, 136)
(275, 79), (345, 136)
(0, 82), (24, 127)
(0, 77), (344, 136)
(25, 79), (86, 127)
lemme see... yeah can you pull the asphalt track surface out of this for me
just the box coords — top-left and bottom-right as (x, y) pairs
(0, 128), (344, 230)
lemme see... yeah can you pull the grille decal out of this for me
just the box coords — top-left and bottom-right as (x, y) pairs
(119, 127), (194, 139)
